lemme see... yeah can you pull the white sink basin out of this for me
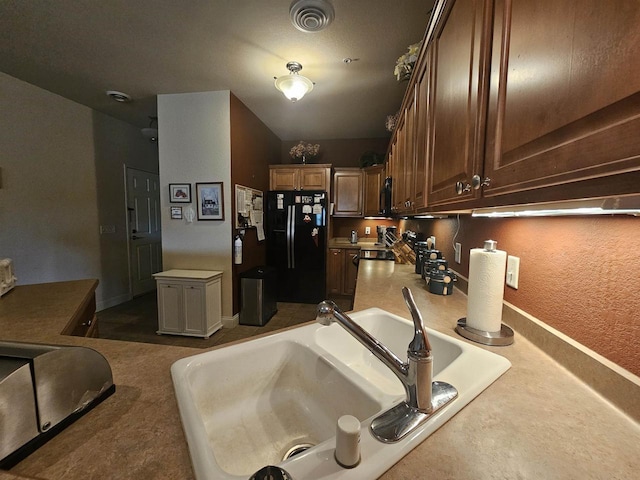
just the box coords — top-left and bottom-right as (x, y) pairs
(171, 307), (511, 479)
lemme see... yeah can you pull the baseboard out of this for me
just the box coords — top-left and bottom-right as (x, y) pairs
(222, 313), (239, 329)
(96, 293), (132, 312)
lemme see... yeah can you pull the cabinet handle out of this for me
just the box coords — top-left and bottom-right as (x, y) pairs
(472, 175), (491, 190)
(455, 181), (472, 195)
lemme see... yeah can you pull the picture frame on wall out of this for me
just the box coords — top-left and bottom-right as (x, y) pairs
(196, 182), (225, 221)
(170, 206), (183, 219)
(169, 183), (191, 203)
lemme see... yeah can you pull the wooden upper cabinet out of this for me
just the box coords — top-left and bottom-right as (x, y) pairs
(427, 0), (492, 206)
(269, 164), (331, 191)
(483, 0), (640, 202)
(333, 168), (364, 217)
(402, 87), (417, 212)
(413, 61), (430, 211)
(364, 164), (385, 216)
(392, 117), (406, 213)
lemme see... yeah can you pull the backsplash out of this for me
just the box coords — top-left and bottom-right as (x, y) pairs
(401, 215), (640, 378)
(332, 218), (399, 241)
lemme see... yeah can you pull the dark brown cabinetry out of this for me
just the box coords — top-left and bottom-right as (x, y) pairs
(269, 164), (331, 191)
(332, 168), (364, 217)
(427, 0), (490, 207)
(327, 247), (359, 296)
(363, 164), (385, 216)
(388, 0), (640, 211)
(483, 0), (640, 203)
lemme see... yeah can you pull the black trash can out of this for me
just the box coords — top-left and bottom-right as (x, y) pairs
(239, 266), (278, 326)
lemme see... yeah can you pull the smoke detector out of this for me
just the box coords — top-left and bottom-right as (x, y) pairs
(289, 0), (335, 33)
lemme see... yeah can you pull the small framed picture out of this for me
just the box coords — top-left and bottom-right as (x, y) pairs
(169, 183), (191, 203)
(196, 182), (225, 221)
(170, 206), (183, 219)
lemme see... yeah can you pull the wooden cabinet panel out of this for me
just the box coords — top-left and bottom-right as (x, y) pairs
(326, 247), (359, 296)
(333, 168), (364, 217)
(327, 248), (343, 295)
(343, 248), (360, 295)
(157, 284), (182, 334)
(269, 167), (298, 190)
(483, 0), (640, 200)
(300, 167), (330, 190)
(364, 164), (385, 216)
(427, 0), (491, 206)
(183, 285), (205, 335)
(269, 165), (331, 191)
(414, 60), (430, 211)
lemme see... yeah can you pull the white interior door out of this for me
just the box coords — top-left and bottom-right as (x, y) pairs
(126, 168), (162, 296)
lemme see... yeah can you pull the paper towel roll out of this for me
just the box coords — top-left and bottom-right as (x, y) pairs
(466, 245), (507, 333)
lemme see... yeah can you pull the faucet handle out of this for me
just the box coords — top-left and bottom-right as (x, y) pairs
(402, 287), (432, 356)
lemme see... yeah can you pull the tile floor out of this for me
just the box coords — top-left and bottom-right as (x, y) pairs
(97, 292), (352, 349)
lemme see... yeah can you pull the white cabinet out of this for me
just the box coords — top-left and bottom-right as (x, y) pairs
(153, 269), (223, 338)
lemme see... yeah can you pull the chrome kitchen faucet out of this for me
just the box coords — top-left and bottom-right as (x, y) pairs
(316, 287), (458, 442)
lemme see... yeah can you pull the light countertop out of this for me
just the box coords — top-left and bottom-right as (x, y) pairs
(1, 268), (639, 479)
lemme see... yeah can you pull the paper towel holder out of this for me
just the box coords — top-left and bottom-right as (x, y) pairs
(455, 318), (514, 346)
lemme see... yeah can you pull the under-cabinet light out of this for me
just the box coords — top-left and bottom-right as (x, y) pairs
(472, 197), (640, 218)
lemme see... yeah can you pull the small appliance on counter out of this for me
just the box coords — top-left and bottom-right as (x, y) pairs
(426, 268), (457, 296)
(0, 340), (115, 468)
(0, 258), (17, 297)
(350, 230), (358, 244)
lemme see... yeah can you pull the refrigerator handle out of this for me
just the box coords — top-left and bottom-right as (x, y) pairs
(287, 204), (295, 269)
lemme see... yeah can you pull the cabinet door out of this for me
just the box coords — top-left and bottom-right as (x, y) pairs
(270, 167), (299, 190)
(327, 248), (343, 295)
(483, 0), (640, 201)
(427, 0), (491, 206)
(343, 249), (360, 296)
(393, 118), (406, 213)
(414, 61), (430, 210)
(183, 284), (205, 335)
(333, 169), (364, 217)
(364, 165), (384, 216)
(403, 87), (417, 212)
(300, 167), (329, 191)
(157, 284), (182, 333)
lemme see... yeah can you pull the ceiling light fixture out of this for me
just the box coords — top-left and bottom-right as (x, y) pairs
(274, 61), (314, 102)
(141, 116), (158, 142)
(289, 0), (335, 33)
(105, 90), (132, 102)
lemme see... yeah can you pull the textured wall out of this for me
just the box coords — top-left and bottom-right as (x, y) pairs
(402, 215), (640, 377)
(229, 93), (281, 314)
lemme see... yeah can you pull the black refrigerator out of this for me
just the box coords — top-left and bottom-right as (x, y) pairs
(266, 191), (327, 304)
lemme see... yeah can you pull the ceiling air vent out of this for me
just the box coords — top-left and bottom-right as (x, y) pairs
(289, 0), (335, 33)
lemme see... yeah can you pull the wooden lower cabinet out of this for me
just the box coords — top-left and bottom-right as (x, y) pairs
(327, 248), (359, 296)
(154, 269), (223, 338)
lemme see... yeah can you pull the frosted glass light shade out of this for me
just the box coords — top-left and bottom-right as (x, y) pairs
(274, 74), (314, 102)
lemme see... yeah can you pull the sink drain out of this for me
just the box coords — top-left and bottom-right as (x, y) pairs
(282, 443), (315, 460)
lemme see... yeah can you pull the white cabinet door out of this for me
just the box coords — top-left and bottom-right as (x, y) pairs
(183, 285), (205, 335)
(157, 284), (182, 333)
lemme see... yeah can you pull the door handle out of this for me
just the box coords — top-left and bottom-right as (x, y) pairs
(131, 235), (143, 240)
